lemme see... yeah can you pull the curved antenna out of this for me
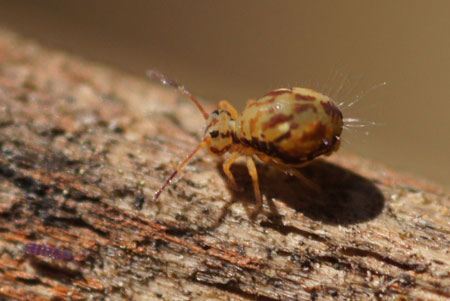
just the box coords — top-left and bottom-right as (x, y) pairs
(147, 70), (210, 120)
(152, 138), (210, 203)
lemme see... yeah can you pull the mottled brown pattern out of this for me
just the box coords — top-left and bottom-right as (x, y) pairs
(321, 101), (343, 118)
(274, 131), (292, 143)
(294, 103), (317, 114)
(248, 97), (276, 107)
(295, 93), (316, 101)
(261, 114), (294, 131)
(265, 142), (307, 165)
(262, 89), (291, 98)
(240, 137), (308, 165)
(299, 122), (327, 143)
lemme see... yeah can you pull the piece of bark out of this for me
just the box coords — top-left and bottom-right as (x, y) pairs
(0, 28), (448, 301)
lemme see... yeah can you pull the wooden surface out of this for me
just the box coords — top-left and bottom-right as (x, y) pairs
(0, 28), (449, 300)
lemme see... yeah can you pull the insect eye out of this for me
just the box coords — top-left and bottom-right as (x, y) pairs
(210, 130), (219, 138)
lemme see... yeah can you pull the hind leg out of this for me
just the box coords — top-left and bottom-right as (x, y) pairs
(246, 156), (262, 214)
(287, 168), (320, 192)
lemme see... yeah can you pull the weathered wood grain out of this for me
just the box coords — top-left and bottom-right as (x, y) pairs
(0, 28), (448, 300)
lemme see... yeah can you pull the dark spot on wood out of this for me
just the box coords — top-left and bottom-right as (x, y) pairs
(134, 193), (145, 210)
(262, 114), (294, 131)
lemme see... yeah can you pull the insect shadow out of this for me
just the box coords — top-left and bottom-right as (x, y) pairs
(219, 159), (385, 225)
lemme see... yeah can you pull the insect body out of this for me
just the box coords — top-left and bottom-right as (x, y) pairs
(148, 71), (343, 213)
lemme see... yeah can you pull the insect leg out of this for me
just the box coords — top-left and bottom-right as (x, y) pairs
(288, 168), (321, 192)
(152, 138), (210, 203)
(246, 156), (262, 213)
(222, 152), (241, 190)
(218, 100), (239, 119)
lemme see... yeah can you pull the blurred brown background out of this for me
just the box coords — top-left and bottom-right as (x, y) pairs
(0, 1), (448, 188)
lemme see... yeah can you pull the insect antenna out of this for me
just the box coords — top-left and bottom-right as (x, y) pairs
(152, 138), (210, 203)
(147, 70), (210, 120)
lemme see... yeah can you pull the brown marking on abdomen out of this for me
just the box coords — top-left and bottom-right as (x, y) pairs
(248, 97), (276, 107)
(294, 103), (317, 114)
(262, 114), (294, 131)
(239, 136), (306, 165)
(300, 122), (328, 143)
(321, 101), (343, 118)
(274, 131), (291, 143)
(295, 93), (316, 101)
(263, 89), (291, 98)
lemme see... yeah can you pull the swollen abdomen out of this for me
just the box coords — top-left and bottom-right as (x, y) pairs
(235, 88), (343, 166)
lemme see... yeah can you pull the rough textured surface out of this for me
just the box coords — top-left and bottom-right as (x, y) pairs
(0, 28), (449, 300)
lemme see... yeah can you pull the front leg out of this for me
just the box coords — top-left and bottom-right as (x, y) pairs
(222, 152), (240, 190)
